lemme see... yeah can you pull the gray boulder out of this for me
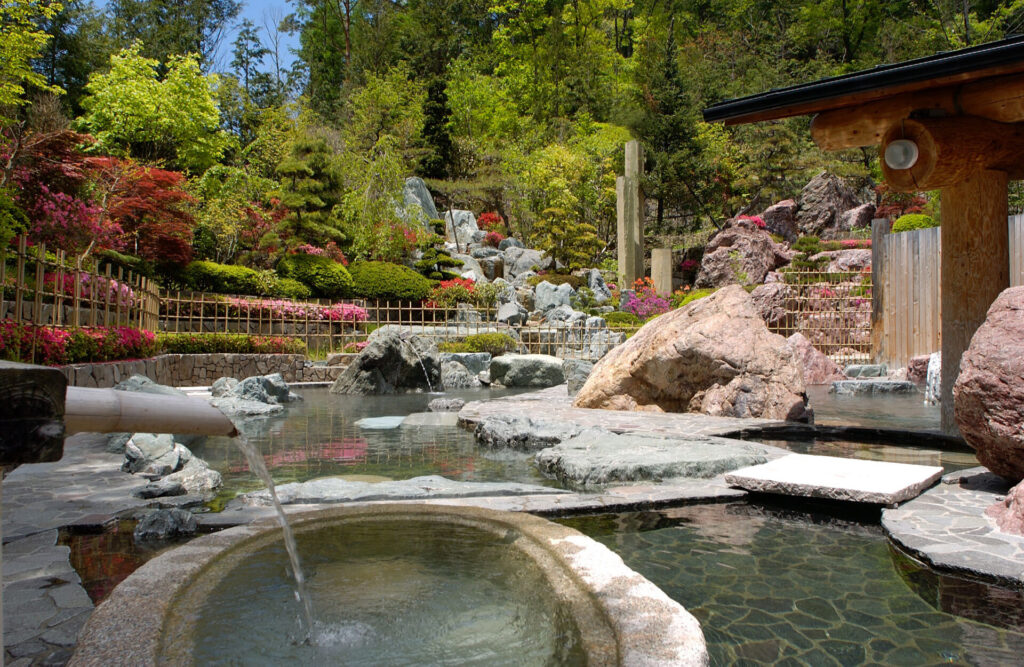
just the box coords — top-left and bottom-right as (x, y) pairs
(451, 253), (487, 283)
(543, 304), (587, 326)
(563, 359), (594, 396)
(511, 270), (538, 288)
(504, 247), (552, 279)
(133, 509), (197, 542)
(401, 177), (438, 224)
(122, 434), (182, 474)
(229, 373), (300, 404)
(445, 210), (480, 246)
(471, 247), (502, 259)
(478, 255), (504, 281)
(331, 326), (442, 394)
(428, 397), (466, 412)
(475, 415), (584, 451)
(163, 456), (222, 496)
(131, 480), (186, 499)
(490, 354), (565, 387)
(440, 352), (491, 375)
(534, 281), (575, 313)
(536, 431), (781, 487)
(108, 376), (190, 452)
(587, 269), (613, 303)
(795, 171), (863, 239)
(585, 315), (607, 329)
(497, 301), (527, 325)
(211, 377), (238, 397)
(456, 304), (481, 323)
(441, 360), (481, 389)
(498, 237), (524, 251)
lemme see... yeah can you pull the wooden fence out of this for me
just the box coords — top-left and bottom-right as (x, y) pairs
(1, 235), (161, 332)
(159, 292), (635, 360)
(873, 217), (1024, 368)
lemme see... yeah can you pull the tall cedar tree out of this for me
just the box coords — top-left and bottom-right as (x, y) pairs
(419, 78), (453, 179)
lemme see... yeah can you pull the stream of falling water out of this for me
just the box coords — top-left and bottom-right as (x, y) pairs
(233, 431), (315, 641)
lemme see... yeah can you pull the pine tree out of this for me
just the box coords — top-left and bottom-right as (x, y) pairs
(274, 135), (343, 247)
(530, 207), (601, 271)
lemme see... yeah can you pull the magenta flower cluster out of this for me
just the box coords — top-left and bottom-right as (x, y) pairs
(620, 277), (672, 320)
(45, 272), (136, 306)
(225, 297), (369, 322)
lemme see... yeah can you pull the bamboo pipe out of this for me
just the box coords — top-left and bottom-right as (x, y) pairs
(64, 387), (238, 437)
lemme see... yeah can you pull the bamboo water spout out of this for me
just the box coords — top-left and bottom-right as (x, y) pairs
(64, 387), (238, 437)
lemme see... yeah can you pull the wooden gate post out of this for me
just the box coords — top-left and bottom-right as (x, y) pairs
(617, 140), (645, 288)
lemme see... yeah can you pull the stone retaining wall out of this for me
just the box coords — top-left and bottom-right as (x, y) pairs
(59, 354), (354, 388)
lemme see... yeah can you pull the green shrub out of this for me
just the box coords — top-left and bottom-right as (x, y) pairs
(97, 249), (156, 279)
(272, 277), (313, 300)
(604, 311), (641, 327)
(276, 254), (354, 298)
(891, 214), (938, 233)
(673, 287), (718, 308)
(157, 333), (307, 355)
(438, 341), (473, 353)
(462, 333), (516, 356)
(349, 261), (433, 301)
(527, 273), (584, 290)
(183, 261), (273, 296)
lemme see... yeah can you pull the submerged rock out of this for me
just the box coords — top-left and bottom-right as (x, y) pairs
(132, 480), (186, 499)
(575, 285), (810, 421)
(211, 376), (238, 397)
(954, 287), (1024, 483)
(536, 432), (781, 487)
(133, 508), (197, 541)
(441, 360), (481, 389)
(238, 475), (561, 506)
(428, 397), (466, 412)
(330, 326), (442, 394)
(474, 415), (584, 451)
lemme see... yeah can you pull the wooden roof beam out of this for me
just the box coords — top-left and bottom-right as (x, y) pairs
(810, 73), (1024, 150)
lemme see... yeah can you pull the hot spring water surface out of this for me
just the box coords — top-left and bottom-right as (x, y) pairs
(176, 520), (586, 665)
(563, 503), (1024, 665)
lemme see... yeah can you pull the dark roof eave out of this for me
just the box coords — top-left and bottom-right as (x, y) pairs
(702, 36), (1024, 124)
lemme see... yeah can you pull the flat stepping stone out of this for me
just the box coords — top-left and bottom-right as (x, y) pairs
(725, 453), (943, 504)
(402, 412), (460, 427)
(354, 416), (406, 429)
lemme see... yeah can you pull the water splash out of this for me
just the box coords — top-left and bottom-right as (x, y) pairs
(233, 430), (315, 639)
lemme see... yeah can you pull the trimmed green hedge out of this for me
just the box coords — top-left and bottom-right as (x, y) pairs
(273, 277), (313, 300)
(438, 332), (517, 356)
(891, 214), (938, 233)
(604, 311), (640, 327)
(183, 261), (273, 296)
(157, 332), (307, 355)
(349, 261), (433, 301)
(276, 254), (354, 298)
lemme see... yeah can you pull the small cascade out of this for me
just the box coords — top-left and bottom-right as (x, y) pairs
(924, 352), (941, 405)
(398, 334), (434, 392)
(233, 431), (315, 640)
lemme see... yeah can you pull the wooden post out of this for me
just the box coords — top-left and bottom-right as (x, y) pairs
(940, 169), (1009, 434)
(617, 140), (645, 288)
(870, 218), (889, 363)
(651, 248), (673, 296)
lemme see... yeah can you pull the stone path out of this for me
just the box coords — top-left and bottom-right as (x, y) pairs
(726, 454), (944, 505)
(883, 468), (1024, 588)
(459, 385), (782, 437)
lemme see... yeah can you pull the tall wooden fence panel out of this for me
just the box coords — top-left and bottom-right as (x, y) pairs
(875, 217), (1024, 368)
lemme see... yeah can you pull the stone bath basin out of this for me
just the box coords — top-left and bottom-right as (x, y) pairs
(69, 504), (708, 666)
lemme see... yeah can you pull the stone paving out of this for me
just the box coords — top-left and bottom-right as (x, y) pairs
(3, 385), (1024, 665)
(883, 467), (1024, 588)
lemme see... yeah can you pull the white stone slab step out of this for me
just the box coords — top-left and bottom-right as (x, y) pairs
(724, 454), (943, 505)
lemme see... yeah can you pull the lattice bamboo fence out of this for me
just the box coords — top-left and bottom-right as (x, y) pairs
(771, 269), (873, 364)
(1, 235), (161, 331)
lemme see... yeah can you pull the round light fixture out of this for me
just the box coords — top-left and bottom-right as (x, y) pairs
(884, 139), (919, 170)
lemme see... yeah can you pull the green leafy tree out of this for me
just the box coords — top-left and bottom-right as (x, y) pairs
(33, 0), (111, 114)
(76, 43), (233, 172)
(530, 205), (601, 271)
(107, 0), (241, 68)
(1, 0), (64, 121)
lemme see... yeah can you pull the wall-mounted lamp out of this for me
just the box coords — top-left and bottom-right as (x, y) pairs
(884, 139), (919, 170)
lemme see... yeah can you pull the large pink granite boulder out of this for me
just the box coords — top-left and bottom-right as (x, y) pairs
(761, 199), (798, 242)
(694, 218), (794, 288)
(987, 481), (1024, 535)
(786, 333), (845, 385)
(795, 171), (863, 239)
(954, 286), (1024, 482)
(574, 285), (810, 421)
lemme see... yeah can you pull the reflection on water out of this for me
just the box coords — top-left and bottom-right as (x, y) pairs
(761, 438), (977, 474)
(563, 505), (1024, 665)
(807, 385), (940, 431)
(192, 387), (555, 503)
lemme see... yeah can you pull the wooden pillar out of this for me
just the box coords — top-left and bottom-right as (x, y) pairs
(870, 218), (889, 363)
(617, 140), (644, 288)
(651, 249), (673, 295)
(940, 169), (1009, 434)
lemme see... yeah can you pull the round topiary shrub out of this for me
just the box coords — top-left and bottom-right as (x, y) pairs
(273, 277), (313, 300)
(183, 261), (271, 296)
(349, 261), (433, 301)
(276, 254), (354, 298)
(891, 214), (938, 233)
(604, 311), (641, 327)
